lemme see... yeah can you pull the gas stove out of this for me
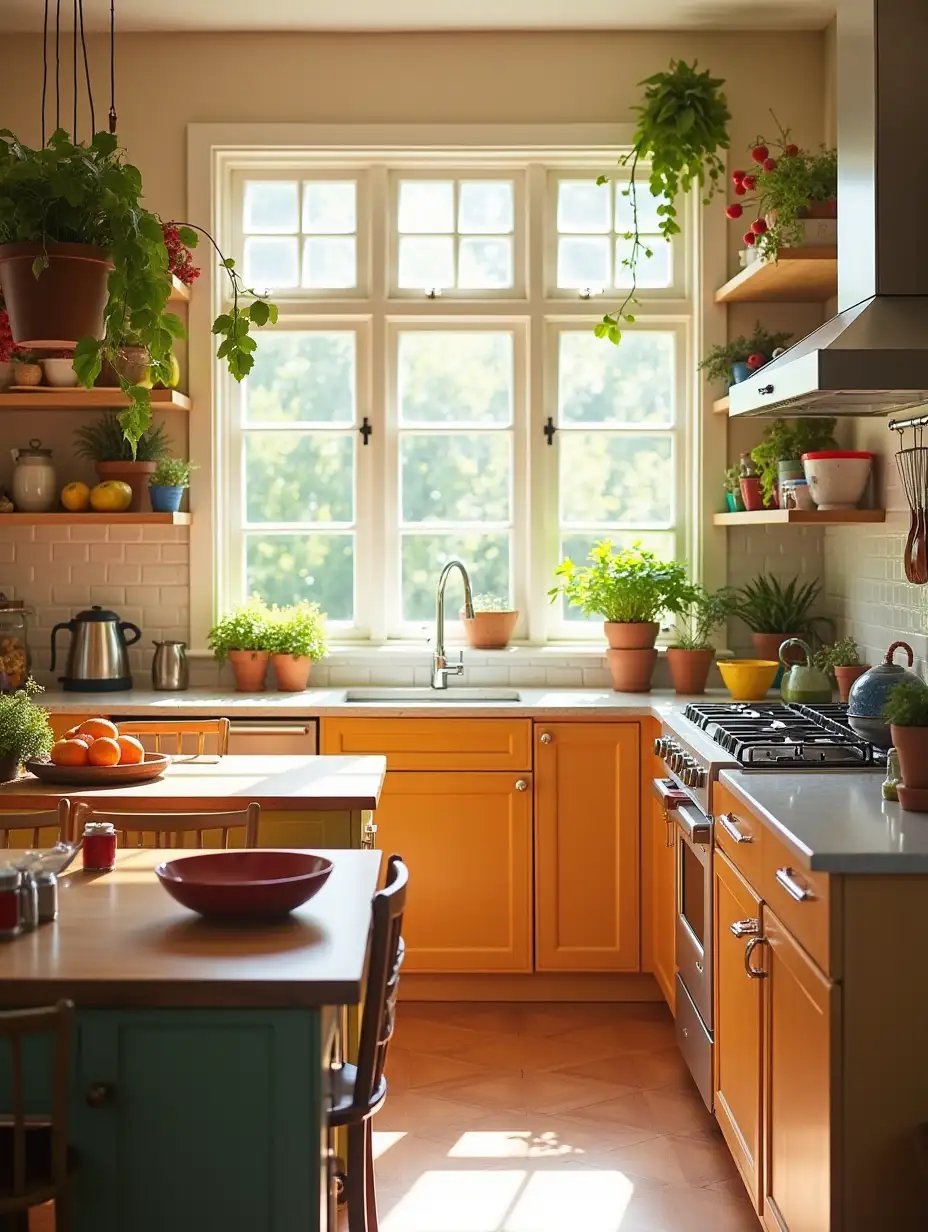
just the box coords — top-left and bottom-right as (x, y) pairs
(682, 701), (884, 769)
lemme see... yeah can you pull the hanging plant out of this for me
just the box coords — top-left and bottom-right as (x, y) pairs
(595, 59), (730, 345)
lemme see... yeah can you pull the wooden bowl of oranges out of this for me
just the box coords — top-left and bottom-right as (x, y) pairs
(26, 718), (171, 786)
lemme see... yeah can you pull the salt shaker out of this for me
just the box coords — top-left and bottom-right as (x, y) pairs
(33, 870), (59, 922)
(19, 874), (37, 931)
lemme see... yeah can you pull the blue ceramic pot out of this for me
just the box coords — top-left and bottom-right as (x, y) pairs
(730, 361), (750, 386)
(149, 484), (184, 513)
(847, 640), (920, 748)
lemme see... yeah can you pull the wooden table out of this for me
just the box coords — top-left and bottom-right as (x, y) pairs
(0, 848), (382, 1232)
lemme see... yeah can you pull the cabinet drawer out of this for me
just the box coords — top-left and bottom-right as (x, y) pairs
(320, 718), (532, 771)
(713, 780), (764, 888)
(760, 831), (834, 976)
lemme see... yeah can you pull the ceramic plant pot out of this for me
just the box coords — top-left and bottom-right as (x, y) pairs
(12, 362), (42, 387)
(462, 610), (518, 650)
(890, 725), (928, 790)
(730, 361), (750, 386)
(740, 476), (764, 512)
(98, 345), (151, 388)
(802, 451), (873, 510)
(834, 664), (869, 704)
(604, 621), (659, 650)
(227, 650), (270, 692)
(0, 753), (20, 784)
(272, 654), (312, 692)
(0, 242), (111, 348)
(95, 461), (157, 512)
(41, 358), (78, 387)
(149, 484), (184, 513)
(667, 648), (715, 696)
(848, 640), (920, 748)
(606, 648), (657, 693)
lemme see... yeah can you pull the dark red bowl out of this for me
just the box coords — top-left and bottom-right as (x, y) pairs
(155, 850), (334, 919)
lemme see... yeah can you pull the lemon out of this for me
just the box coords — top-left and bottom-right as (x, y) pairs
(90, 481), (133, 512)
(61, 481), (91, 512)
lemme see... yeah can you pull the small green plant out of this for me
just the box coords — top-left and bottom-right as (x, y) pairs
(268, 602), (328, 661)
(0, 679), (53, 764)
(596, 59), (730, 344)
(471, 593), (513, 613)
(883, 681), (928, 727)
(750, 418), (838, 506)
(149, 458), (196, 488)
(698, 323), (794, 385)
(670, 586), (738, 651)
(549, 540), (692, 624)
(207, 597), (274, 663)
(813, 636), (864, 676)
(737, 575), (833, 642)
(724, 466), (742, 494)
(74, 413), (170, 463)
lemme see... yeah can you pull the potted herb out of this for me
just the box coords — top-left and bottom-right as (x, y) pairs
(738, 453), (764, 512)
(550, 540), (691, 692)
(461, 593), (519, 650)
(698, 323), (793, 389)
(724, 466), (745, 513)
(883, 681), (928, 794)
(596, 59), (730, 345)
(0, 679), (53, 782)
(726, 119), (837, 262)
(750, 418), (838, 508)
(0, 129), (276, 453)
(813, 635), (869, 703)
(208, 597), (274, 692)
(268, 602), (328, 692)
(668, 585), (737, 695)
(149, 458), (196, 514)
(737, 575), (833, 668)
(74, 413), (170, 512)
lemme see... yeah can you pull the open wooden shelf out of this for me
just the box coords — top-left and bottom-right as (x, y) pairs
(0, 388), (190, 411)
(168, 276), (191, 303)
(715, 248), (838, 304)
(713, 395), (730, 414)
(714, 509), (884, 527)
(0, 512), (190, 526)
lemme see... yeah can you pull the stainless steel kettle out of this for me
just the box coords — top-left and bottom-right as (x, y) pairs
(50, 606), (142, 692)
(151, 640), (189, 691)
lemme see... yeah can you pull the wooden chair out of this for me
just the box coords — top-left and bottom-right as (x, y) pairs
(115, 718), (230, 757)
(0, 802), (71, 850)
(0, 1000), (76, 1231)
(71, 802), (260, 849)
(330, 854), (408, 1232)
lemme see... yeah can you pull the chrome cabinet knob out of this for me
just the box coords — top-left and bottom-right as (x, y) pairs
(515, 779), (528, 791)
(540, 733), (553, 744)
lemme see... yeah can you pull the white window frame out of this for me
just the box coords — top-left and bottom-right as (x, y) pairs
(188, 124), (705, 651)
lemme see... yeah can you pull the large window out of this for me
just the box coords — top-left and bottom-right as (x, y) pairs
(221, 156), (692, 641)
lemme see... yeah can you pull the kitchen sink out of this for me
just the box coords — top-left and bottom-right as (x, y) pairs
(343, 687), (522, 703)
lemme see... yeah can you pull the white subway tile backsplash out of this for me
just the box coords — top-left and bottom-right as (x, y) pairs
(34, 526), (65, 542)
(89, 543), (125, 564)
(158, 586), (189, 605)
(89, 587), (126, 607)
(124, 544), (164, 564)
(68, 525), (110, 543)
(107, 526), (145, 543)
(106, 565), (142, 585)
(51, 584), (90, 604)
(78, 564), (109, 585)
(51, 542), (89, 564)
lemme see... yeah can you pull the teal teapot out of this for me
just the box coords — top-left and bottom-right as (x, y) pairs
(778, 638), (832, 704)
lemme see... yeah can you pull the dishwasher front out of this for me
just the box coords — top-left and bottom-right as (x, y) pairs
(226, 718), (318, 756)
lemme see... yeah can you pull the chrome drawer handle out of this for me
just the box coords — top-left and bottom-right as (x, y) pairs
(730, 917), (760, 938)
(718, 813), (753, 844)
(775, 867), (814, 902)
(744, 936), (769, 979)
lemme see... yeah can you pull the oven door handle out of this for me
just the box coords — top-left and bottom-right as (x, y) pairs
(652, 778), (690, 810)
(676, 803), (711, 846)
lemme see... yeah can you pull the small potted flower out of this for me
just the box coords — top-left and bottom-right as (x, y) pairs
(268, 602), (327, 691)
(814, 636), (869, 703)
(698, 323), (793, 389)
(884, 681), (928, 803)
(461, 593), (519, 650)
(668, 585), (738, 695)
(208, 597), (274, 692)
(74, 413), (170, 512)
(0, 679), (53, 783)
(149, 458), (196, 513)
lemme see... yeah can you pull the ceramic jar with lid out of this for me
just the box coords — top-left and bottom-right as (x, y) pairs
(0, 594), (32, 691)
(10, 439), (56, 512)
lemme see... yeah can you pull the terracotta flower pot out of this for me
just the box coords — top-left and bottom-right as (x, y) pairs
(95, 461), (157, 512)
(667, 648), (716, 696)
(462, 610), (518, 650)
(604, 621), (659, 650)
(98, 345), (151, 388)
(606, 648), (658, 693)
(272, 654), (313, 692)
(752, 633), (802, 664)
(227, 650), (270, 692)
(0, 753), (21, 784)
(890, 724), (928, 790)
(834, 664), (868, 703)
(0, 242), (111, 348)
(740, 476), (764, 512)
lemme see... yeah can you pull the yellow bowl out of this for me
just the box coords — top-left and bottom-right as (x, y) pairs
(716, 659), (779, 702)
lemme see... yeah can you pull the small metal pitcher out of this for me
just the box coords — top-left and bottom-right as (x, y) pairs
(151, 640), (189, 691)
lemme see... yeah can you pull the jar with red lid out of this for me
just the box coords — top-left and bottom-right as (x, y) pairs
(82, 822), (117, 872)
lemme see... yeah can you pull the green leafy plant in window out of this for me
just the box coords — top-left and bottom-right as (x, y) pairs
(670, 585), (738, 651)
(471, 593), (514, 613)
(267, 602), (328, 661)
(882, 681), (928, 728)
(595, 60), (730, 345)
(736, 575), (833, 643)
(207, 597), (275, 663)
(548, 540), (692, 624)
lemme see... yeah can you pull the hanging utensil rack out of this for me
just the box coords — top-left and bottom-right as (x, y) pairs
(891, 416), (928, 584)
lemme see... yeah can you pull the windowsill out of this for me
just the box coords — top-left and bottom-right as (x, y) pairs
(185, 641), (734, 661)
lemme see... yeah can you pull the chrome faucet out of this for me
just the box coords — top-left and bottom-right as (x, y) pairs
(431, 559), (474, 689)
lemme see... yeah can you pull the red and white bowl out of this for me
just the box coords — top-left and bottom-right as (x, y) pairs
(801, 451), (873, 510)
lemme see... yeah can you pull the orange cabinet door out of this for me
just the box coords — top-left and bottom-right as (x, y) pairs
(651, 790), (676, 1010)
(372, 771), (532, 973)
(714, 849), (764, 1213)
(534, 722), (640, 972)
(763, 908), (838, 1232)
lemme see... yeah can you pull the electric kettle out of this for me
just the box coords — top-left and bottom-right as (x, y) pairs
(50, 606), (142, 692)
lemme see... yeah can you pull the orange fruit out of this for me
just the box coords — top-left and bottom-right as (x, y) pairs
(116, 735), (145, 765)
(50, 739), (90, 767)
(70, 733), (95, 749)
(77, 718), (119, 741)
(64, 726), (80, 739)
(87, 737), (121, 767)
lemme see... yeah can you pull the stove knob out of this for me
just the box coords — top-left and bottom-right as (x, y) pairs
(670, 751), (685, 773)
(652, 737), (665, 756)
(681, 765), (696, 786)
(692, 767), (706, 788)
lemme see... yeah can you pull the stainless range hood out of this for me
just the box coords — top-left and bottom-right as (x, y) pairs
(729, 0), (928, 419)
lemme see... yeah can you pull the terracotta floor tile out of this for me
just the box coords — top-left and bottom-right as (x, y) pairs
(555, 1016), (679, 1054)
(387, 1046), (490, 1092)
(567, 1086), (717, 1139)
(600, 1132), (740, 1188)
(376, 1091), (497, 1133)
(392, 1013), (496, 1057)
(430, 1069), (635, 1116)
(554, 1045), (694, 1092)
(429, 1108), (662, 1157)
(452, 1031), (608, 1074)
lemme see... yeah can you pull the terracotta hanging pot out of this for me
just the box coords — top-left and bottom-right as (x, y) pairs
(606, 648), (657, 693)
(834, 664), (868, 703)
(890, 725), (928, 790)
(462, 610), (518, 650)
(271, 654), (313, 692)
(227, 650), (270, 692)
(95, 461), (157, 512)
(98, 345), (152, 388)
(0, 242), (111, 348)
(604, 621), (659, 650)
(667, 648), (716, 696)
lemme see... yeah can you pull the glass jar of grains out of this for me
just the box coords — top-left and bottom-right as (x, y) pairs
(0, 595), (32, 691)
